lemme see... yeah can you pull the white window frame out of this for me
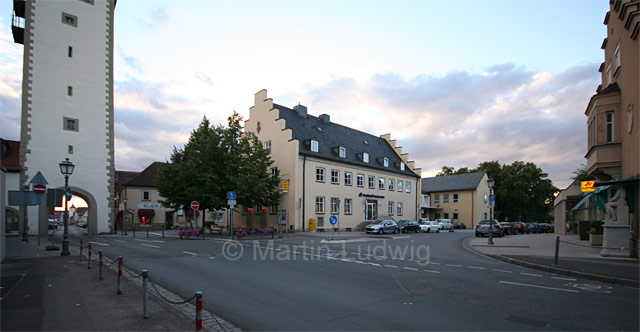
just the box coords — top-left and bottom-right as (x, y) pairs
(142, 190), (151, 201)
(400, 162), (405, 171)
(363, 152), (369, 163)
(406, 181), (411, 193)
(270, 167), (278, 178)
(606, 63), (612, 85)
(344, 172), (352, 186)
(331, 169), (340, 184)
(339, 146), (346, 158)
(344, 198), (352, 215)
(388, 179), (395, 191)
(398, 180), (403, 192)
(316, 167), (325, 182)
(368, 176), (376, 189)
(453, 193), (459, 203)
(606, 111), (615, 143)
(434, 194), (440, 204)
(444, 194), (449, 204)
(311, 140), (319, 152)
(315, 196), (325, 214)
(397, 202), (403, 216)
(378, 177), (385, 190)
(383, 158), (389, 167)
(614, 42), (621, 70)
(330, 197), (339, 214)
(388, 201), (394, 215)
(264, 140), (271, 153)
(357, 174), (365, 187)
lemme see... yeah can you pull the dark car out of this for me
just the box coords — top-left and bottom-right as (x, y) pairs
(525, 222), (538, 234)
(399, 220), (420, 233)
(453, 222), (467, 229)
(537, 223), (551, 233)
(500, 222), (513, 235)
(512, 221), (528, 234)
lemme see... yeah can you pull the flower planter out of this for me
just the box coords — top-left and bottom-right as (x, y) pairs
(589, 233), (603, 246)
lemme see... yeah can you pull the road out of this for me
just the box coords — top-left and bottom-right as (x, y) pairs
(59, 227), (639, 331)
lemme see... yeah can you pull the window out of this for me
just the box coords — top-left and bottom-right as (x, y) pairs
(68, 145), (73, 154)
(142, 191), (151, 201)
(398, 180), (403, 192)
(344, 172), (352, 186)
(435, 213), (440, 219)
(434, 194), (440, 204)
(63, 117), (79, 132)
(614, 42), (621, 70)
(400, 162), (405, 171)
(264, 140), (271, 153)
(67, 86), (73, 96)
(388, 201), (394, 215)
(339, 146), (346, 158)
(269, 205), (277, 215)
(378, 177), (385, 190)
(315, 197), (325, 214)
(311, 140), (319, 152)
(368, 176), (375, 189)
(453, 193), (459, 203)
(79, 0), (95, 4)
(316, 167), (325, 182)
(444, 213), (449, 219)
(606, 111), (615, 143)
(357, 174), (365, 187)
(406, 182), (411, 193)
(606, 63), (612, 85)
(444, 194), (449, 204)
(331, 170), (340, 184)
(453, 213), (459, 220)
(363, 152), (369, 163)
(68, 46), (73, 58)
(383, 158), (389, 167)
(344, 198), (352, 214)
(330, 197), (339, 214)
(397, 202), (403, 216)
(388, 179), (395, 191)
(317, 216), (325, 227)
(62, 12), (78, 27)
(270, 167), (278, 178)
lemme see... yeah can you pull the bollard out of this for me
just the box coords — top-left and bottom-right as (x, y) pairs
(117, 256), (123, 295)
(142, 270), (149, 319)
(88, 243), (92, 269)
(79, 239), (83, 262)
(195, 292), (203, 331)
(554, 236), (560, 265)
(162, 226), (165, 239)
(146, 227), (149, 238)
(99, 250), (103, 280)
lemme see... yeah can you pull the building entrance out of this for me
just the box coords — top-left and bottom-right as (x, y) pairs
(366, 200), (377, 221)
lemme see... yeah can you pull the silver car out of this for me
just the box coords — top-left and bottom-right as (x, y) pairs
(365, 219), (399, 234)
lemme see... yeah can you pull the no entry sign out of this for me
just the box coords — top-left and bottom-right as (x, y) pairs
(190, 201), (199, 210)
(33, 183), (47, 195)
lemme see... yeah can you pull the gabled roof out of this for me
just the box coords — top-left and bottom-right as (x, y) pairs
(124, 162), (166, 188)
(421, 172), (486, 193)
(115, 170), (139, 187)
(1, 139), (21, 172)
(273, 104), (419, 178)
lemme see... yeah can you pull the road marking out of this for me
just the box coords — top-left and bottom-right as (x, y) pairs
(446, 264), (462, 267)
(468, 266), (485, 270)
(499, 281), (579, 293)
(384, 265), (399, 268)
(182, 251), (197, 256)
(368, 263), (381, 267)
(492, 269), (513, 273)
(208, 256), (215, 260)
(551, 276), (576, 281)
(140, 244), (161, 249)
(341, 259), (352, 263)
(134, 239), (164, 243)
(403, 267), (418, 271)
(427, 262), (441, 265)
(520, 272), (543, 277)
(114, 239), (126, 243)
(89, 241), (110, 246)
(424, 269), (440, 274)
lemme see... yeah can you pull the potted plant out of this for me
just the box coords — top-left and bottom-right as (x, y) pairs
(588, 220), (603, 246)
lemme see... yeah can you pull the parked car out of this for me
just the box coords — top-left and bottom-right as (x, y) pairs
(537, 223), (551, 233)
(48, 219), (59, 230)
(398, 220), (420, 233)
(436, 219), (454, 230)
(453, 222), (466, 229)
(419, 220), (441, 233)
(365, 219), (398, 234)
(475, 220), (503, 237)
(500, 222), (513, 235)
(525, 222), (538, 233)
(512, 221), (528, 234)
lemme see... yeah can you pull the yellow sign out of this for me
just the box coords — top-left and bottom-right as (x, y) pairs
(281, 180), (289, 193)
(581, 181), (595, 192)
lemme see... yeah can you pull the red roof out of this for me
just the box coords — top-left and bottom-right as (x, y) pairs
(1, 139), (20, 172)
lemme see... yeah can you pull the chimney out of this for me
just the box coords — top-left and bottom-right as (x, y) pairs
(319, 114), (330, 124)
(293, 103), (307, 118)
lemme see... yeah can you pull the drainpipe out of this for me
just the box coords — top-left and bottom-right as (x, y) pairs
(302, 155), (306, 232)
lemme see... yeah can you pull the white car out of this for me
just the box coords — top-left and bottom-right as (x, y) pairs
(436, 218), (453, 230)
(419, 220), (441, 233)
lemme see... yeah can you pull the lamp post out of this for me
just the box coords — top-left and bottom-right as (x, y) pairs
(59, 158), (75, 256)
(123, 196), (128, 236)
(487, 178), (495, 245)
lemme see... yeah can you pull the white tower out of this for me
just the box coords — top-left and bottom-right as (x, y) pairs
(12, 0), (116, 235)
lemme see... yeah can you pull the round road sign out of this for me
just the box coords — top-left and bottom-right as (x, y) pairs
(33, 183), (47, 195)
(191, 201), (200, 210)
(329, 215), (337, 225)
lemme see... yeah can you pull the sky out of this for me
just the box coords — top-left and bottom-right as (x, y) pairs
(0, 0), (609, 189)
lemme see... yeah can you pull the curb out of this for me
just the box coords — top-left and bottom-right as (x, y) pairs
(462, 238), (639, 288)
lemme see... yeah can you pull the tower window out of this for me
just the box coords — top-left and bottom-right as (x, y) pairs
(68, 145), (74, 154)
(79, 0), (95, 5)
(68, 46), (73, 58)
(62, 13), (78, 27)
(63, 117), (79, 132)
(67, 86), (73, 96)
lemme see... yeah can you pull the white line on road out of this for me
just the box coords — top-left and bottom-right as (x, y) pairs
(551, 276), (577, 281)
(134, 239), (164, 243)
(140, 244), (161, 249)
(368, 263), (381, 267)
(499, 281), (579, 293)
(492, 269), (513, 273)
(446, 264), (462, 267)
(428, 262), (441, 265)
(384, 265), (399, 268)
(208, 256), (215, 260)
(341, 259), (352, 263)
(520, 272), (543, 277)
(114, 239), (126, 243)
(468, 266), (485, 270)
(424, 269), (441, 274)
(403, 267), (419, 271)
(89, 241), (110, 246)
(183, 251), (198, 256)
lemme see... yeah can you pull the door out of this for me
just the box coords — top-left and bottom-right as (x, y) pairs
(366, 200), (377, 221)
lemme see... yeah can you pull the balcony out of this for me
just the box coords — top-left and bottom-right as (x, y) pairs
(12, 0), (25, 45)
(585, 143), (622, 180)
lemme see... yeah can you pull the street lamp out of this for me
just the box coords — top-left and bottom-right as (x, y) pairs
(59, 158), (75, 256)
(487, 178), (495, 245)
(123, 196), (128, 236)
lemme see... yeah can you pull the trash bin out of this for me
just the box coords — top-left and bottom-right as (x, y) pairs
(579, 221), (589, 240)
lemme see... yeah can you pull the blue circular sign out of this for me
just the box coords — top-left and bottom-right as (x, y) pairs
(65, 187), (73, 201)
(329, 215), (337, 225)
(227, 191), (236, 200)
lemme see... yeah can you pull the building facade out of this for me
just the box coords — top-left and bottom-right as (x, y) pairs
(420, 172), (491, 229)
(12, 0), (116, 235)
(584, 0), (639, 256)
(240, 90), (422, 231)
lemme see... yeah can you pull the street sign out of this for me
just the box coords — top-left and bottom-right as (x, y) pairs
(191, 201), (200, 210)
(46, 189), (64, 207)
(65, 187), (73, 201)
(227, 191), (236, 200)
(33, 183), (46, 195)
(489, 195), (495, 201)
(227, 199), (236, 208)
(581, 181), (595, 192)
(281, 180), (289, 193)
(329, 215), (337, 225)
(29, 171), (49, 185)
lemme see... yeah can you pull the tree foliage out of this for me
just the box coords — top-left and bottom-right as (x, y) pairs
(570, 164), (596, 182)
(157, 112), (280, 216)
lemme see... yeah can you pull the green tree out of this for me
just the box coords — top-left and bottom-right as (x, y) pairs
(497, 161), (558, 222)
(571, 164), (595, 183)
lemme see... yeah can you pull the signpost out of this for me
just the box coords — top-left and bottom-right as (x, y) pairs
(330, 215), (337, 240)
(33, 184), (46, 195)
(227, 192), (236, 239)
(190, 201), (199, 228)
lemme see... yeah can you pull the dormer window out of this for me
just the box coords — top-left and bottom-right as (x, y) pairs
(383, 158), (389, 167)
(400, 162), (405, 171)
(363, 152), (369, 163)
(311, 140), (319, 152)
(339, 146), (346, 158)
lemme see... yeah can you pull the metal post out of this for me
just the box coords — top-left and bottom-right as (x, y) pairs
(488, 187), (494, 245)
(87, 243), (92, 269)
(142, 270), (149, 319)
(61, 176), (70, 255)
(22, 184), (29, 242)
(554, 236), (560, 265)
(146, 227), (149, 238)
(79, 239), (83, 261)
(117, 256), (123, 295)
(195, 292), (203, 331)
(99, 250), (103, 280)
(133, 221), (136, 237)
(162, 225), (165, 239)
(230, 209), (234, 240)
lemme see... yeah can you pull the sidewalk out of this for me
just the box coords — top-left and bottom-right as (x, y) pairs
(465, 233), (639, 287)
(1, 234), (234, 331)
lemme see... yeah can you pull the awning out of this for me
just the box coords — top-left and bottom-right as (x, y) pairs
(571, 193), (592, 211)
(186, 209), (200, 216)
(138, 209), (155, 217)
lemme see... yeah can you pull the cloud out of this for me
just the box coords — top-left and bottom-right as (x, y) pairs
(119, 49), (143, 73)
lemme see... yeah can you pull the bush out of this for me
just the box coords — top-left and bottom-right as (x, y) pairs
(589, 220), (603, 234)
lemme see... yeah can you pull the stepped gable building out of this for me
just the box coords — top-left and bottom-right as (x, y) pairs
(242, 89), (422, 231)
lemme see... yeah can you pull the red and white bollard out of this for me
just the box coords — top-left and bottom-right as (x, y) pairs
(117, 256), (123, 295)
(195, 292), (203, 331)
(99, 250), (103, 280)
(79, 239), (83, 261)
(87, 243), (92, 269)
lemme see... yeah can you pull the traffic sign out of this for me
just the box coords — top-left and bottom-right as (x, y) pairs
(65, 187), (73, 201)
(227, 191), (236, 200)
(329, 215), (337, 225)
(33, 183), (47, 195)
(489, 195), (495, 201)
(29, 171), (49, 185)
(227, 199), (236, 208)
(191, 201), (200, 210)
